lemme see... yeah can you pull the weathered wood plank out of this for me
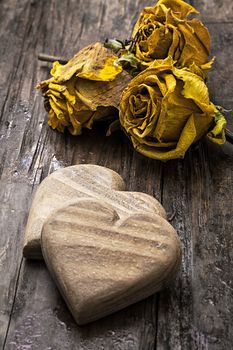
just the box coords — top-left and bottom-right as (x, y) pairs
(157, 140), (233, 350)
(0, 0), (40, 345)
(191, 0), (233, 22)
(156, 18), (233, 350)
(0, 0), (232, 349)
(0, 0), (162, 349)
(3, 157), (162, 349)
(206, 23), (233, 130)
(0, 182), (32, 347)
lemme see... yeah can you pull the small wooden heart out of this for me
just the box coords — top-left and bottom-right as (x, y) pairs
(42, 199), (181, 325)
(24, 165), (166, 259)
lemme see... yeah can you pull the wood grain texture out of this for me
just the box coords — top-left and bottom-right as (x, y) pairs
(192, 0), (233, 22)
(157, 141), (233, 350)
(41, 199), (181, 325)
(0, 0), (232, 349)
(23, 164), (166, 259)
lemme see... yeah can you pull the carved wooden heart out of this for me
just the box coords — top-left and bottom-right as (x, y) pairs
(24, 165), (166, 259)
(41, 199), (181, 325)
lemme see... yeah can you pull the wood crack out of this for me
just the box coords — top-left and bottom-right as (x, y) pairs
(2, 257), (24, 350)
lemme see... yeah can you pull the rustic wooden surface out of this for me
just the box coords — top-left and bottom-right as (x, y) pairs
(0, 0), (232, 349)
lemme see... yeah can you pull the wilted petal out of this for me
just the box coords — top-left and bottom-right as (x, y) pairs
(173, 67), (211, 107)
(131, 0), (211, 74)
(156, 0), (198, 19)
(120, 58), (226, 161)
(51, 43), (122, 83)
(37, 43), (130, 135)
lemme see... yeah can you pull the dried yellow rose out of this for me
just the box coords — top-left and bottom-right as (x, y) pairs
(119, 57), (226, 161)
(37, 42), (130, 135)
(131, 0), (211, 73)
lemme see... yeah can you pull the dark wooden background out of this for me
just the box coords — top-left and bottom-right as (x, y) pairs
(0, 0), (232, 349)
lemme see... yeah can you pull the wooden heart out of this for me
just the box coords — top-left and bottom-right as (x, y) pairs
(41, 199), (181, 325)
(24, 165), (166, 259)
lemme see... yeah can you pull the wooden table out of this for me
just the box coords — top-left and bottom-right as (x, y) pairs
(0, 0), (232, 349)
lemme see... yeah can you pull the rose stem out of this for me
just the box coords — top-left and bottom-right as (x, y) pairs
(225, 128), (233, 144)
(38, 53), (68, 64)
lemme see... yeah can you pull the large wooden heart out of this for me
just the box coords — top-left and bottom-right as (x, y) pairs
(42, 199), (181, 325)
(24, 165), (166, 259)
